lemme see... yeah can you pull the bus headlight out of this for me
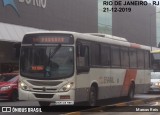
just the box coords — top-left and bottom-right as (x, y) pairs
(59, 82), (74, 92)
(19, 81), (30, 91)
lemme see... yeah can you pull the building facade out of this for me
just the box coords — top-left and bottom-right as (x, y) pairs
(0, 0), (98, 72)
(0, 0), (158, 46)
(0, 0), (97, 33)
(98, 0), (157, 46)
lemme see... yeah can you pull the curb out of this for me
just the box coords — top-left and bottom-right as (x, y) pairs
(65, 97), (160, 115)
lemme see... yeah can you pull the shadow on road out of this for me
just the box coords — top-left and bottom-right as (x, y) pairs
(0, 99), (24, 103)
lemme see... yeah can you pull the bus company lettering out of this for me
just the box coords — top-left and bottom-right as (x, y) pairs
(99, 76), (114, 84)
(19, 0), (47, 8)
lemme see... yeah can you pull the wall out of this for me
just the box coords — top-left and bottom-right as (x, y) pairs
(112, 0), (156, 46)
(0, 0), (97, 33)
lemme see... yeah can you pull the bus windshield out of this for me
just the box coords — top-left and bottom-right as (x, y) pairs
(151, 51), (160, 71)
(20, 46), (74, 80)
(152, 53), (160, 60)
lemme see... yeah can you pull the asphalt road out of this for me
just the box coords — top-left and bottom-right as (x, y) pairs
(0, 93), (160, 115)
(1, 93), (160, 106)
(84, 99), (160, 115)
(79, 93), (160, 115)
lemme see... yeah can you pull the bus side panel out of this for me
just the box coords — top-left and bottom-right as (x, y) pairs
(75, 68), (129, 102)
(120, 69), (137, 96)
(89, 68), (111, 100)
(75, 68), (111, 102)
(110, 69), (126, 98)
(135, 70), (151, 93)
(74, 69), (151, 103)
(74, 73), (90, 102)
(144, 70), (151, 92)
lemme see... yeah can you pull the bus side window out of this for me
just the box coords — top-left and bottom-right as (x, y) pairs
(77, 44), (90, 73)
(151, 53), (160, 71)
(77, 44), (89, 66)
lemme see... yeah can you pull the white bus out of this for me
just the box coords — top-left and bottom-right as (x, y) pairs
(19, 31), (151, 106)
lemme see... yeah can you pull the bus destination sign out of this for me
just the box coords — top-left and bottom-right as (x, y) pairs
(22, 34), (74, 44)
(33, 37), (65, 43)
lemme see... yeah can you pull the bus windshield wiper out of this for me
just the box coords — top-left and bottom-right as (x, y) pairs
(47, 44), (61, 66)
(49, 44), (61, 60)
(44, 44), (61, 77)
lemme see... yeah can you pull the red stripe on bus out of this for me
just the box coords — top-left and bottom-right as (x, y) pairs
(121, 69), (137, 96)
(130, 43), (141, 48)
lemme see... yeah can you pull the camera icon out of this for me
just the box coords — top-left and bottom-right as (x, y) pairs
(2, 107), (11, 112)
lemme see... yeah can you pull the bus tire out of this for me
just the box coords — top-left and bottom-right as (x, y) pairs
(127, 83), (135, 100)
(38, 101), (51, 106)
(89, 85), (97, 106)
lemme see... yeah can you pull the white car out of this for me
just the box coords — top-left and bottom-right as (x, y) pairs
(149, 72), (160, 92)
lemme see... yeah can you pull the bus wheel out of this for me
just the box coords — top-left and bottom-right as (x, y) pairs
(127, 83), (135, 100)
(38, 101), (51, 106)
(89, 86), (97, 106)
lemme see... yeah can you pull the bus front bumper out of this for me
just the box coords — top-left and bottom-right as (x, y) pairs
(19, 88), (75, 102)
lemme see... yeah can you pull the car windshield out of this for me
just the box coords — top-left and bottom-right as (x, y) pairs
(20, 46), (74, 80)
(0, 75), (16, 82)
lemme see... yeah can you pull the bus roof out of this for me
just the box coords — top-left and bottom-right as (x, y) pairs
(86, 33), (128, 42)
(24, 31), (151, 51)
(25, 30), (77, 35)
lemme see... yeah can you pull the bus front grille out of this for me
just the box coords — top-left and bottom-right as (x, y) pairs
(34, 94), (54, 98)
(27, 80), (62, 86)
(32, 88), (57, 93)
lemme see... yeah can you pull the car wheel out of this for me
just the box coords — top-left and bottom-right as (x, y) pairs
(10, 91), (18, 102)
